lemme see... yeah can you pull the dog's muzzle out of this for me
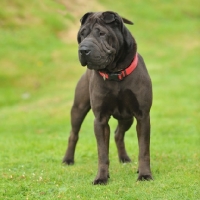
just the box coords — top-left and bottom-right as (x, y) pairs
(79, 46), (91, 57)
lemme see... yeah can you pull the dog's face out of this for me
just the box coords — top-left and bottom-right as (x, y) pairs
(77, 11), (134, 71)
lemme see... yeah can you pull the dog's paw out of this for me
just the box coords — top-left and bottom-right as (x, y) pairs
(93, 177), (108, 185)
(137, 174), (153, 181)
(62, 158), (74, 165)
(119, 156), (131, 163)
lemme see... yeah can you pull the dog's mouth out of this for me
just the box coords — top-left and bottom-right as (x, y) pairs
(78, 39), (116, 70)
(79, 49), (114, 70)
(87, 63), (105, 70)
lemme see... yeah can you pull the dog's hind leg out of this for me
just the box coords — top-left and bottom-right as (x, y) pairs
(63, 73), (90, 165)
(115, 118), (133, 163)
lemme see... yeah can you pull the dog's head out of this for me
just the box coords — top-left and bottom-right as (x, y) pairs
(77, 11), (136, 71)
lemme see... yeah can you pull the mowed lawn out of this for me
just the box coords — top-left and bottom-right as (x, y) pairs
(0, 0), (199, 199)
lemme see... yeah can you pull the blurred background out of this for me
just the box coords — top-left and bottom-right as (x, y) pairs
(0, 0), (199, 198)
(0, 0), (199, 110)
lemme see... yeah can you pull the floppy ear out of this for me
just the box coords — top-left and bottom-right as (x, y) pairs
(122, 17), (134, 25)
(102, 11), (134, 25)
(80, 12), (93, 25)
(102, 11), (116, 23)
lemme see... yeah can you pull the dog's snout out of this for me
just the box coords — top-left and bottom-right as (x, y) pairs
(79, 46), (91, 56)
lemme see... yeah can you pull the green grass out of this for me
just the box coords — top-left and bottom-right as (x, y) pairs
(0, 0), (200, 199)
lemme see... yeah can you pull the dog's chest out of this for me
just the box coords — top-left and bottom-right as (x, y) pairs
(101, 89), (141, 119)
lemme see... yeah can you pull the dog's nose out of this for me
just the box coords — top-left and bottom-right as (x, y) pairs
(79, 46), (91, 56)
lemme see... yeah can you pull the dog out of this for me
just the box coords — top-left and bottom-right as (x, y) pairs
(63, 11), (153, 184)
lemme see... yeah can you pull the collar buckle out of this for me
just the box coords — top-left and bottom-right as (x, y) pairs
(108, 73), (121, 81)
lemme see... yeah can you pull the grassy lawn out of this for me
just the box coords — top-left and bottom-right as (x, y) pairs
(0, 0), (199, 199)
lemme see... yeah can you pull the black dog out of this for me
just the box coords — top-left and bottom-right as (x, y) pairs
(63, 11), (153, 184)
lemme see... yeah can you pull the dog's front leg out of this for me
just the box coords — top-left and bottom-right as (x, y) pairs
(136, 114), (153, 181)
(93, 118), (110, 185)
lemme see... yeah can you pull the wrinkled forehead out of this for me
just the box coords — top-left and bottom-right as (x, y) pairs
(84, 12), (105, 26)
(88, 12), (102, 20)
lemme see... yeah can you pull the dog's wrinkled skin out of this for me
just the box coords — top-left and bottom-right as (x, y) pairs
(63, 11), (153, 184)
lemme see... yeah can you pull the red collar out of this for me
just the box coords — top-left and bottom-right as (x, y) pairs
(99, 53), (138, 81)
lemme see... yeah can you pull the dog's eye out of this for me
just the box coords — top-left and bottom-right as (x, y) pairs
(80, 30), (86, 37)
(99, 32), (106, 37)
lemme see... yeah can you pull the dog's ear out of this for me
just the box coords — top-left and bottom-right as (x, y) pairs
(102, 11), (116, 23)
(122, 17), (134, 25)
(80, 12), (93, 25)
(102, 11), (133, 25)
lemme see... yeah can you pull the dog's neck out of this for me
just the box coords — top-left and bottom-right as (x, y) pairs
(104, 51), (137, 74)
(98, 52), (138, 81)
(106, 36), (137, 73)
